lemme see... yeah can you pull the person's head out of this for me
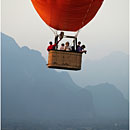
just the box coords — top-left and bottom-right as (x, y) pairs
(81, 45), (85, 49)
(49, 41), (52, 45)
(61, 43), (64, 46)
(60, 32), (64, 36)
(65, 42), (69, 46)
(78, 41), (81, 45)
(59, 32), (64, 40)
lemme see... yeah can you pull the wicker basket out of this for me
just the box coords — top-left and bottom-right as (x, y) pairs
(47, 50), (82, 70)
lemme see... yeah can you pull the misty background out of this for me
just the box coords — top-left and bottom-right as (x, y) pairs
(2, 0), (129, 60)
(1, 33), (129, 130)
(1, 0), (129, 129)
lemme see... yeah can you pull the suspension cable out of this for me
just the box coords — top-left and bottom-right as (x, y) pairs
(81, 0), (94, 28)
(73, 0), (94, 38)
(48, 26), (58, 36)
(75, 30), (80, 38)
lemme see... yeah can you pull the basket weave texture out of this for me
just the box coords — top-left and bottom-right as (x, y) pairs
(48, 50), (82, 70)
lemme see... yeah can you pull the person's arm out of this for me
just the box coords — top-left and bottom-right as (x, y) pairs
(80, 49), (87, 54)
(54, 39), (61, 47)
(57, 38), (62, 45)
(69, 46), (72, 51)
(82, 50), (87, 54)
(64, 46), (66, 50)
(53, 43), (56, 46)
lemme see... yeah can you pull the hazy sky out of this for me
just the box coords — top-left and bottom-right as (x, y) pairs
(2, 0), (129, 61)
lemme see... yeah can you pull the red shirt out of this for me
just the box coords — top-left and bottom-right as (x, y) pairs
(47, 43), (57, 51)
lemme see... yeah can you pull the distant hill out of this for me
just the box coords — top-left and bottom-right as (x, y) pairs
(1, 33), (95, 121)
(86, 83), (128, 120)
(1, 33), (128, 122)
(69, 51), (129, 99)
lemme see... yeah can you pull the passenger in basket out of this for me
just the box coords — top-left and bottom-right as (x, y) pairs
(77, 45), (87, 54)
(60, 43), (65, 50)
(76, 41), (81, 51)
(47, 41), (57, 51)
(64, 42), (72, 51)
(59, 32), (64, 40)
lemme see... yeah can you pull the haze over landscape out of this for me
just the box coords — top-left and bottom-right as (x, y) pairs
(1, 33), (129, 130)
(1, 0), (129, 129)
(2, 0), (129, 60)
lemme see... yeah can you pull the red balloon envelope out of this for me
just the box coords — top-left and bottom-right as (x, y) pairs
(31, 0), (104, 31)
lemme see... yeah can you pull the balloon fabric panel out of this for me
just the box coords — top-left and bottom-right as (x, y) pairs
(31, 0), (104, 31)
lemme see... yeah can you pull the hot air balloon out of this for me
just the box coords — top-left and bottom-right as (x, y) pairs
(31, 0), (104, 70)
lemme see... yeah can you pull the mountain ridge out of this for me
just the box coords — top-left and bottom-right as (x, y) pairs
(2, 33), (128, 122)
(69, 50), (129, 99)
(2, 33), (95, 121)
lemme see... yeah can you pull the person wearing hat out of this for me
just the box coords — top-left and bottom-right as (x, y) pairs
(76, 41), (81, 52)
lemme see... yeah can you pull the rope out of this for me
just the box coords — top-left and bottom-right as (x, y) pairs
(81, 0), (94, 27)
(48, 26), (58, 36)
(47, 0), (94, 38)
(75, 30), (80, 38)
(73, 0), (94, 37)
